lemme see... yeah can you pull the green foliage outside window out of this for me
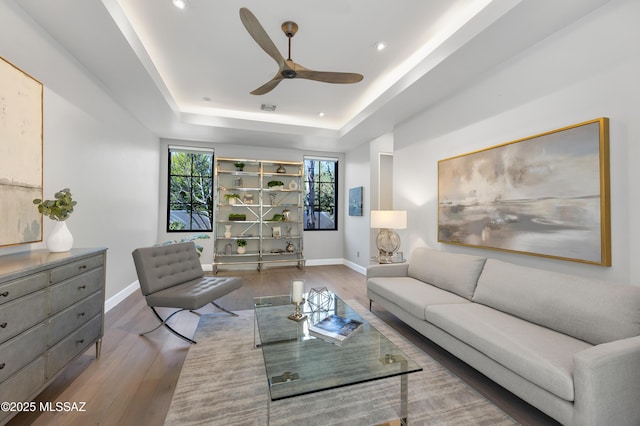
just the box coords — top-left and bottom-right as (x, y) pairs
(304, 158), (338, 230)
(168, 148), (214, 232)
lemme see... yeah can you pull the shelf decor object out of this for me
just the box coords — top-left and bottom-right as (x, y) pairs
(213, 158), (305, 273)
(438, 117), (611, 265)
(371, 210), (407, 263)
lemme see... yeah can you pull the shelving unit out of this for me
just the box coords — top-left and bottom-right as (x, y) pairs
(213, 158), (305, 273)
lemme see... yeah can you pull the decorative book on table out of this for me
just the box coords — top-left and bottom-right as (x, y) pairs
(309, 314), (363, 346)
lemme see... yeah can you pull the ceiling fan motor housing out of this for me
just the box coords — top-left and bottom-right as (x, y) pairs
(281, 69), (297, 79)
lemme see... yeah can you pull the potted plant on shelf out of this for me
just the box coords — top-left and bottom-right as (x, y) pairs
(33, 188), (77, 252)
(228, 213), (246, 221)
(267, 180), (285, 190)
(234, 162), (245, 171)
(224, 193), (241, 205)
(236, 239), (247, 254)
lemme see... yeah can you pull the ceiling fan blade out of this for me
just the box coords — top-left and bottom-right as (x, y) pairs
(239, 8), (285, 68)
(296, 69), (364, 84)
(251, 76), (284, 95)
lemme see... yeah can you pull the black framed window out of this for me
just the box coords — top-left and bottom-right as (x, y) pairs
(167, 146), (214, 232)
(304, 157), (338, 230)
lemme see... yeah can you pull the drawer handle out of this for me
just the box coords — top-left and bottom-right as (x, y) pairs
(0, 292), (8, 297)
(78, 265), (88, 270)
(0, 363), (5, 370)
(78, 285), (87, 290)
(77, 339), (85, 344)
(78, 312), (85, 317)
(0, 323), (6, 328)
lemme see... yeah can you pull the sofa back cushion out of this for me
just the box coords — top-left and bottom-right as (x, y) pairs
(474, 259), (640, 345)
(408, 247), (486, 300)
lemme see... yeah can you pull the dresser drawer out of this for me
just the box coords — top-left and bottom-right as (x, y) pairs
(0, 290), (47, 345)
(50, 254), (104, 284)
(48, 291), (103, 346)
(0, 324), (46, 384)
(49, 268), (103, 314)
(46, 314), (101, 378)
(0, 272), (48, 306)
(0, 356), (45, 423)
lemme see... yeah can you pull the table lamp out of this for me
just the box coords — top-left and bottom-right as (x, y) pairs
(371, 210), (407, 262)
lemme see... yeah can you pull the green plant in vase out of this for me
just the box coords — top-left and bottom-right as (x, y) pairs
(234, 162), (245, 171)
(237, 239), (247, 254)
(224, 193), (241, 205)
(33, 188), (77, 252)
(33, 188), (76, 221)
(267, 180), (284, 189)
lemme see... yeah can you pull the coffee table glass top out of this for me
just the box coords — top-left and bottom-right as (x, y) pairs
(253, 292), (422, 401)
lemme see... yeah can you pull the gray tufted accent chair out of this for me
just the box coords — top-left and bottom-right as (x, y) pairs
(132, 241), (242, 344)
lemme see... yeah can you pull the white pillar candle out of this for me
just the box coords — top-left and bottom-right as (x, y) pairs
(291, 280), (304, 303)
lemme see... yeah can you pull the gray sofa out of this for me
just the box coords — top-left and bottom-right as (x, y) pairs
(366, 247), (640, 426)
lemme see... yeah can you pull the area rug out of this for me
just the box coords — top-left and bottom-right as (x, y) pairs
(165, 301), (517, 426)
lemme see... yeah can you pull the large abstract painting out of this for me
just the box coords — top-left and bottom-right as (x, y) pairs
(0, 56), (43, 247)
(438, 118), (610, 265)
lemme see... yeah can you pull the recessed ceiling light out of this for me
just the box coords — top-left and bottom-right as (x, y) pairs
(318, 112), (325, 117)
(375, 41), (387, 51)
(172, 0), (189, 10)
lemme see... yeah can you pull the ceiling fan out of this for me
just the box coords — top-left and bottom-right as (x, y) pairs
(239, 7), (364, 95)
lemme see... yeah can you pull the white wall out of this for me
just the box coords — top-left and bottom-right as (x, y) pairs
(159, 139), (345, 266)
(0, 2), (160, 300)
(343, 133), (394, 270)
(393, 0), (639, 285)
(343, 142), (370, 269)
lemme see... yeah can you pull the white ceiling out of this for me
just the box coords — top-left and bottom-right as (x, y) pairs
(15, 0), (609, 152)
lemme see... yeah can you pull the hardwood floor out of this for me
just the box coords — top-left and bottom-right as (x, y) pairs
(8, 265), (559, 426)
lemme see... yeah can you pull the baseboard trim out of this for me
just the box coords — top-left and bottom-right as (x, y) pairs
(305, 258), (344, 266)
(343, 259), (366, 275)
(105, 280), (139, 313)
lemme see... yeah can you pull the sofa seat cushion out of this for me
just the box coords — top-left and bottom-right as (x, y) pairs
(407, 248), (486, 300)
(426, 303), (592, 401)
(368, 277), (470, 320)
(145, 276), (242, 310)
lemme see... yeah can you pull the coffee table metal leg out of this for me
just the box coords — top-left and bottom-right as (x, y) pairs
(400, 373), (408, 425)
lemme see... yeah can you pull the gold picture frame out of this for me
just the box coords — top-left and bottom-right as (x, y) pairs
(438, 118), (611, 266)
(0, 56), (43, 247)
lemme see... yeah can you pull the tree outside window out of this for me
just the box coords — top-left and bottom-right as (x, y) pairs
(304, 158), (338, 230)
(167, 147), (213, 232)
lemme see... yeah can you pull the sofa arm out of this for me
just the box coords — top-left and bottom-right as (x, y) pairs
(573, 335), (640, 426)
(366, 263), (409, 279)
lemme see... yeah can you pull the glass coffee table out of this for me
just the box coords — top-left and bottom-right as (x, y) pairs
(254, 292), (422, 425)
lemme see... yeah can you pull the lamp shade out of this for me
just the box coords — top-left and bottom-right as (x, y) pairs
(370, 210), (407, 229)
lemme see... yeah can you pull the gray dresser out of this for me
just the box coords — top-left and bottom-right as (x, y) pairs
(0, 248), (106, 424)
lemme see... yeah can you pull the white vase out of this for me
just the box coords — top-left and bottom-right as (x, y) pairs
(237, 246), (246, 254)
(47, 221), (74, 252)
(224, 225), (232, 238)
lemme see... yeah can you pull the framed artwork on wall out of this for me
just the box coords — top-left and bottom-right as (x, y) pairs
(349, 186), (363, 216)
(0, 56), (43, 247)
(438, 117), (611, 266)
